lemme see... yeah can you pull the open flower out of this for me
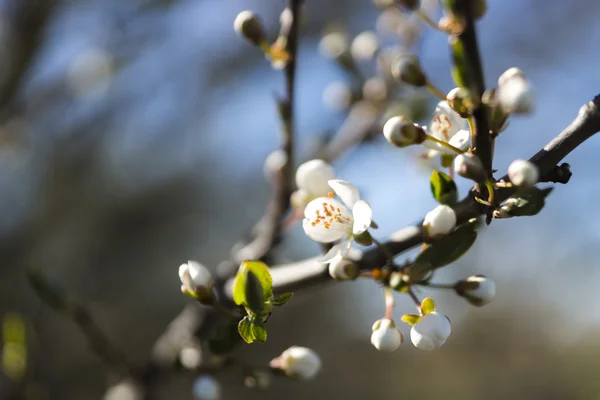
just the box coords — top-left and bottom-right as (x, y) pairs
(423, 100), (470, 157)
(302, 180), (372, 263)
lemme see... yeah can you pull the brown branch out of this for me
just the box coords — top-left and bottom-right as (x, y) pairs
(252, 94), (600, 293)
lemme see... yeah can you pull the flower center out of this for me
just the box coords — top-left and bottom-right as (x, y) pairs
(310, 200), (351, 230)
(433, 114), (452, 140)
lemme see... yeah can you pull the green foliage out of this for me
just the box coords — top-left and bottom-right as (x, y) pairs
(421, 297), (436, 315)
(401, 314), (421, 326)
(430, 170), (458, 205)
(416, 222), (478, 272)
(501, 187), (553, 217)
(272, 292), (293, 307)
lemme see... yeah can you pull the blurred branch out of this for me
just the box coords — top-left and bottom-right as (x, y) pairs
(27, 269), (134, 374)
(0, 0), (57, 117)
(254, 94), (600, 293)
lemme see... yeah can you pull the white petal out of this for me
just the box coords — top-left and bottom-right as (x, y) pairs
(187, 261), (212, 287)
(318, 241), (352, 264)
(303, 197), (352, 243)
(410, 327), (438, 351)
(328, 179), (360, 208)
(352, 200), (372, 235)
(413, 312), (451, 342)
(448, 129), (471, 151)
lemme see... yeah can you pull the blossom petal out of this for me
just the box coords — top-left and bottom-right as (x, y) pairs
(318, 240), (352, 264)
(352, 200), (372, 235)
(328, 179), (360, 208)
(448, 129), (471, 151)
(302, 197), (352, 243)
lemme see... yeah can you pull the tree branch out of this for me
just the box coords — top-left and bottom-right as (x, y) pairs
(252, 94), (600, 293)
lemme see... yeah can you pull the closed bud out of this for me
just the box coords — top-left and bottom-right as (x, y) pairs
(270, 346), (321, 380)
(295, 159), (336, 199)
(507, 159), (538, 188)
(498, 67), (535, 114)
(179, 261), (213, 303)
(383, 116), (426, 147)
(454, 153), (486, 182)
(318, 30), (349, 61)
(233, 11), (266, 46)
(351, 31), (379, 61)
(423, 205), (456, 238)
(455, 275), (496, 306)
(328, 258), (359, 281)
(410, 311), (451, 351)
(473, 0), (488, 19)
(391, 55), (427, 87)
(371, 318), (403, 352)
(394, 0), (420, 11)
(446, 87), (475, 118)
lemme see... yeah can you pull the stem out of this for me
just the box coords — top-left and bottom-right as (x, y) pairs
(425, 134), (465, 154)
(406, 287), (421, 311)
(484, 180), (495, 204)
(384, 287), (395, 320)
(372, 236), (396, 266)
(426, 82), (446, 100)
(417, 282), (456, 289)
(415, 9), (441, 31)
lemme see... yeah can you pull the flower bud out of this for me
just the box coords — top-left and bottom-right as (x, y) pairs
(394, 0), (420, 11)
(193, 376), (221, 400)
(507, 159), (538, 188)
(446, 87), (475, 118)
(455, 275), (496, 306)
(498, 67), (535, 114)
(328, 258), (359, 281)
(383, 116), (426, 147)
(290, 189), (310, 209)
(454, 153), (486, 182)
(410, 312), (451, 351)
(104, 380), (142, 400)
(492, 197), (518, 219)
(179, 261), (213, 302)
(233, 11), (266, 46)
(423, 205), (456, 238)
(295, 159), (336, 199)
(318, 30), (349, 61)
(270, 346), (321, 380)
(351, 31), (379, 61)
(371, 318), (403, 352)
(391, 54), (427, 87)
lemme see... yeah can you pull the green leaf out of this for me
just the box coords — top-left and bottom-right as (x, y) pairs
(498, 187), (553, 217)
(272, 292), (294, 307)
(416, 223), (477, 272)
(430, 170), (458, 205)
(421, 297), (436, 315)
(209, 321), (242, 355)
(233, 261), (273, 313)
(401, 314), (422, 326)
(238, 316), (255, 344)
(251, 320), (267, 343)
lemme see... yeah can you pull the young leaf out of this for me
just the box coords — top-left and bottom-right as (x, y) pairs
(238, 316), (255, 344)
(250, 320), (267, 343)
(415, 223), (477, 271)
(272, 292), (294, 307)
(245, 269), (266, 315)
(420, 297), (436, 315)
(233, 261), (273, 311)
(401, 314), (422, 326)
(430, 170), (458, 205)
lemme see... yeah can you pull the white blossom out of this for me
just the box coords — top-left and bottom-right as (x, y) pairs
(423, 101), (470, 155)
(410, 312), (451, 351)
(179, 261), (212, 293)
(498, 67), (535, 114)
(507, 159), (538, 187)
(371, 318), (403, 352)
(193, 376), (221, 400)
(272, 346), (322, 380)
(461, 275), (496, 306)
(351, 31), (379, 61)
(423, 205), (456, 238)
(295, 159), (336, 200)
(303, 180), (372, 263)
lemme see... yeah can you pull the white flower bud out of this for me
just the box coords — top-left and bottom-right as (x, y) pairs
(383, 116), (426, 147)
(410, 312), (451, 351)
(370, 318), (403, 352)
(454, 153), (485, 182)
(391, 54), (426, 87)
(456, 275), (496, 306)
(328, 258), (359, 281)
(507, 159), (538, 188)
(263, 149), (288, 179)
(104, 379), (142, 400)
(362, 77), (388, 103)
(295, 159), (336, 199)
(318, 31), (349, 60)
(423, 205), (456, 238)
(179, 261), (213, 303)
(322, 81), (353, 112)
(351, 31), (379, 61)
(233, 11), (265, 46)
(498, 67), (535, 114)
(193, 376), (221, 400)
(271, 346), (322, 380)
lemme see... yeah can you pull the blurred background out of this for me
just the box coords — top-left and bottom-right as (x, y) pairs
(1, 0), (600, 399)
